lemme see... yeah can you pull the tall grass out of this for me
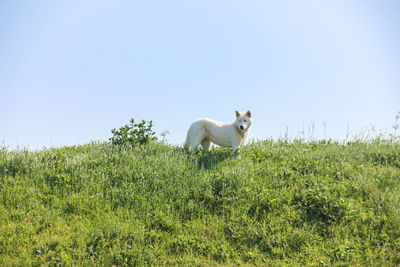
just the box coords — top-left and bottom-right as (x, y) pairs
(1, 139), (399, 265)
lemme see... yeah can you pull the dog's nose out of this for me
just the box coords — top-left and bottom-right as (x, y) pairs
(240, 125), (244, 130)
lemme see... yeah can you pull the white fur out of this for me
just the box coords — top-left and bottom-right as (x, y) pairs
(184, 110), (252, 158)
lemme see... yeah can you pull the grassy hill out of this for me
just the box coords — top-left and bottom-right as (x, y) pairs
(1, 139), (399, 265)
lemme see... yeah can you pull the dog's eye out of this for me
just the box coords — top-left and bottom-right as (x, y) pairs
(244, 120), (247, 122)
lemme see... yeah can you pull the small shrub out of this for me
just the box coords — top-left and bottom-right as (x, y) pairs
(110, 118), (157, 147)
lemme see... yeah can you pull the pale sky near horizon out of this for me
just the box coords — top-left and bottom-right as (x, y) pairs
(1, 0), (399, 150)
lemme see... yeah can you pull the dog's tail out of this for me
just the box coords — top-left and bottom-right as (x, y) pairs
(184, 131), (190, 150)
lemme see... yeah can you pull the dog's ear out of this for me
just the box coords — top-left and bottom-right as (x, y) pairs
(235, 110), (241, 117)
(246, 110), (252, 118)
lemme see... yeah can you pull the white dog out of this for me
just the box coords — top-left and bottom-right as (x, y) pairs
(184, 110), (252, 158)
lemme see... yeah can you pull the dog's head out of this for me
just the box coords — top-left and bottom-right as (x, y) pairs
(235, 110), (252, 132)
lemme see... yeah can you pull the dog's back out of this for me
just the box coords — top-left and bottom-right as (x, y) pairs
(184, 118), (225, 149)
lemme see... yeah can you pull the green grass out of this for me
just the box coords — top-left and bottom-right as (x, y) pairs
(1, 139), (400, 265)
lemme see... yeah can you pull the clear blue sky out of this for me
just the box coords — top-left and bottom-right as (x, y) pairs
(1, 0), (399, 150)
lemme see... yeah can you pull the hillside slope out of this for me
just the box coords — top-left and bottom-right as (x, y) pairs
(1, 140), (400, 265)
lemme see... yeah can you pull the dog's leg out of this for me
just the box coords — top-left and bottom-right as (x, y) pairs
(190, 136), (203, 151)
(232, 145), (241, 159)
(200, 139), (211, 152)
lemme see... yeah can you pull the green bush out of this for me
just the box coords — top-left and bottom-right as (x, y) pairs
(109, 118), (157, 147)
